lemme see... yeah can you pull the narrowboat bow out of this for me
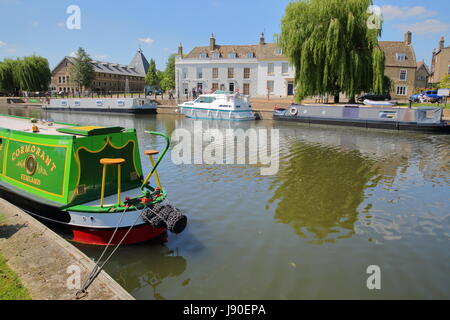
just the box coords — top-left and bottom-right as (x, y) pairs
(0, 115), (187, 245)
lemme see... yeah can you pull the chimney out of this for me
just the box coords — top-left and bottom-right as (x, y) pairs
(404, 31), (412, 45)
(439, 36), (445, 50)
(178, 43), (183, 56)
(259, 32), (265, 45)
(210, 33), (216, 51)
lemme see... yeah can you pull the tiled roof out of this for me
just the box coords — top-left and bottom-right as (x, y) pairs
(379, 41), (416, 68)
(184, 43), (285, 60)
(54, 51), (148, 77)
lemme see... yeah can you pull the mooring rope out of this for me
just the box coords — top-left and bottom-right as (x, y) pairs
(75, 206), (139, 299)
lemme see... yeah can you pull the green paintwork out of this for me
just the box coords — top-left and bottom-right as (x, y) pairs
(0, 114), (165, 212)
(56, 126), (124, 136)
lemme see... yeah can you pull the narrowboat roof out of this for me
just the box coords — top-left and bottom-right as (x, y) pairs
(0, 114), (124, 137)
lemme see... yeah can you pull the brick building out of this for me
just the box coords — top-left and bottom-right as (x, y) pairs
(430, 36), (450, 84)
(50, 49), (149, 93)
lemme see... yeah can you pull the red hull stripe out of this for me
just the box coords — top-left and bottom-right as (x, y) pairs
(71, 224), (166, 246)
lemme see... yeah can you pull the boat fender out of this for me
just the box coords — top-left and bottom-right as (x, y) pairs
(144, 204), (187, 234)
(289, 106), (298, 116)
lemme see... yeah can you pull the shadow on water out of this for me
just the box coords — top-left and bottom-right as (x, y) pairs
(269, 139), (382, 244)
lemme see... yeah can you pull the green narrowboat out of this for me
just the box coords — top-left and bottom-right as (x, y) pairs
(0, 114), (186, 245)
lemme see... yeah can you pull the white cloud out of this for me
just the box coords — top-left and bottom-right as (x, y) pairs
(381, 5), (437, 21)
(0, 40), (6, 47)
(69, 51), (77, 57)
(398, 19), (450, 35)
(138, 37), (154, 46)
(57, 22), (65, 29)
(94, 54), (109, 60)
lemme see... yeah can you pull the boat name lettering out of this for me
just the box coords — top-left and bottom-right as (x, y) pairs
(20, 174), (41, 186)
(11, 144), (57, 172)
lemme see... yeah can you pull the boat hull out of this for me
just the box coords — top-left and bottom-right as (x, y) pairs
(0, 176), (166, 246)
(43, 107), (157, 114)
(273, 114), (450, 133)
(180, 106), (255, 121)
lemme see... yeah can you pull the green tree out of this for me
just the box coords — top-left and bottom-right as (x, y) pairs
(0, 59), (20, 95)
(438, 73), (450, 89)
(15, 55), (51, 92)
(145, 59), (160, 88)
(279, 0), (386, 103)
(163, 54), (176, 90)
(69, 47), (95, 92)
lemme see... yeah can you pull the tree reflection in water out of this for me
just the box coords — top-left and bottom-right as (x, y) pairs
(269, 141), (381, 244)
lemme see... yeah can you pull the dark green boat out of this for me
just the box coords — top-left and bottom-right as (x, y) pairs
(0, 114), (186, 245)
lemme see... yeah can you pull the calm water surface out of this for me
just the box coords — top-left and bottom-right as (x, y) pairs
(2, 105), (449, 299)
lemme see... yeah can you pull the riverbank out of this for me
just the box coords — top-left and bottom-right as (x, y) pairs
(0, 198), (134, 300)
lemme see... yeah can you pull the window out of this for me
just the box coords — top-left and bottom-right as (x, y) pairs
(212, 52), (220, 59)
(247, 52), (254, 58)
(243, 83), (250, 95)
(199, 53), (207, 59)
(58, 76), (61, 84)
(282, 63), (289, 75)
(212, 68), (219, 79)
(228, 67), (234, 79)
(244, 68), (250, 79)
(66, 76), (69, 83)
(396, 53), (406, 61)
(196, 96), (216, 103)
(396, 86), (407, 96)
(399, 69), (407, 81)
(182, 68), (187, 79)
(212, 83), (219, 91)
(62, 76), (66, 84)
(228, 52), (237, 59)
(275, 48), (283, 55)
(197, 68), (203, 79)
(267, 63), (274, 76)
(267, 80), (274, 93)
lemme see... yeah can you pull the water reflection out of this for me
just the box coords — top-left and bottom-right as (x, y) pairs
(78, 243), (187, 300)
(270, 140), (380, 243)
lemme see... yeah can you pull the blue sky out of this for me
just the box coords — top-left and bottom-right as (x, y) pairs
(0, 0), (448, 70)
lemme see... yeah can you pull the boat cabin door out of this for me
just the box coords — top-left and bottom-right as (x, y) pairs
(0, 138), (3, 175)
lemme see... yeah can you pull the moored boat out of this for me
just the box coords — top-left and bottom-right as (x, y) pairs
(273, 104), (450, 133)
(178, 91), (256, 121)
(363, 99), (396, 107)
(0, 114), (186, 245)
(43, 97), (157, 114)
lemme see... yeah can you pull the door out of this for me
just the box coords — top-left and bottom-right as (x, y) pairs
(287, 82), (294, 96)
(229, 83), (234, 92)
(212, 83), (219, 92)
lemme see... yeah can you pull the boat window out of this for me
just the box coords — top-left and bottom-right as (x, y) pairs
(219, 105), (231, 108)
(196, 97), (216, 103)
(379, 111), (397, 119)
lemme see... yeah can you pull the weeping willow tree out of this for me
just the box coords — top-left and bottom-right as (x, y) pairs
(0, 55), (51, 95)
(279, 0), (386, 103)
(0, 59), (20, 95)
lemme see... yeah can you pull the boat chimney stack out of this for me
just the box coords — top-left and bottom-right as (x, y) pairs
(210, 33), (216, 51)
(404, 31), (412, 45)
(259, 32), (265, 45)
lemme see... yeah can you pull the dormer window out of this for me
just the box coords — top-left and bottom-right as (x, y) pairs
(247, 52), (254, 58)
(212, 52), (220, 59)
(275, 48), (283, 55)
(396, 53), (406, 61)
(228, 52), (237, 59)
(199, 53), (208, 59)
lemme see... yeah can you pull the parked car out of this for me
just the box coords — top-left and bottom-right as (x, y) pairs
(357, 93), (391, 102)
(409, 90), (443, 103)
(145, 86), (163, 96)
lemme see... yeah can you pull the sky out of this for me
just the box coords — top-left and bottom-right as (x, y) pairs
(0, 0), (449, 71)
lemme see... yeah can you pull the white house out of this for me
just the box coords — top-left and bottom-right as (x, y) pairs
(175, 33), (295, 98)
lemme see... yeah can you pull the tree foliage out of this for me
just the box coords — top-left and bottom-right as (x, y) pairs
(161, 54), (176, 91)
(145, 59), (159, 88)
(69, 47), (95, 91)
(0, 55), (51, 95)
(279, 0), (386, 102)
(438, 73), (450, 89)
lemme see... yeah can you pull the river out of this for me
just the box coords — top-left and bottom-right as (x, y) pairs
(2, 105), (449, 299)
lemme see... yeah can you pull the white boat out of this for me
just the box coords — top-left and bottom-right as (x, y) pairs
(178, 91), (256, 121)
(363, 99), (396, 107)
(43, 97), (157, 114)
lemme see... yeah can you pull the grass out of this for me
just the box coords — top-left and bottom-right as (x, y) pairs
(397, 102), (450, 110)
(0, 254), (31, 300)
(0, 212), (31, 300)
